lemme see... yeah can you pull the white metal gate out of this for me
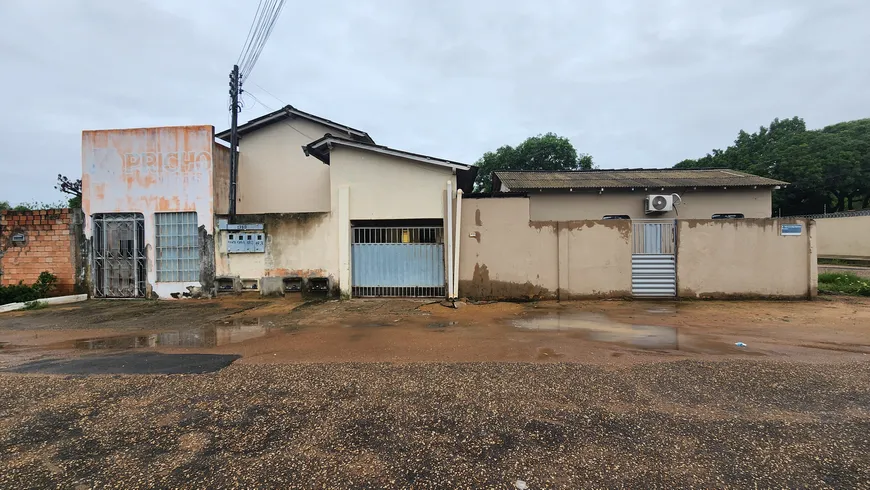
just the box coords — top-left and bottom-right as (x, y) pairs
(93, 213), (146, 298)
(631, 220), (676, 297)
(351, 226), (445, 298)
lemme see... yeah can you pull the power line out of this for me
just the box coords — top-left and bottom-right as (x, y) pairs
(236, 0), (287, 82)
(244, 90), (317, 140)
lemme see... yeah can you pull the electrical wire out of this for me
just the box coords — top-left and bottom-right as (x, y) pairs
(245, 90), (316, 140)
(235, 0), (287, 82)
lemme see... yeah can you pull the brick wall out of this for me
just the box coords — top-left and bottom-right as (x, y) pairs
(0, 209), (81, 295)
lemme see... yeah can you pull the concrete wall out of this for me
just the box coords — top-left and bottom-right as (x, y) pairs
(459, 198), (815, 300)
(329, 147), (455, 220)
(82, 126), (215, 298)
(458, 197), (633, 300)
(236, 118), (333, 214)
(212, 142), (231, 216)
(459, 197), (558, 299)
(676, 219), (816, 298)
(0, 209), (85, 296)
(814, 215), (870, 259)
(529, 188), (772, 221)
(214, 213), (337, 290)
(556, 221), (633, 298)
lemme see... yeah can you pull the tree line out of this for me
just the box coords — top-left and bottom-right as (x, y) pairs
(473, 117), (869, 217)
(675, 117), (870, 216)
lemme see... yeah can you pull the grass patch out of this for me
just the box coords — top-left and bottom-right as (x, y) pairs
(818, 272), (870, 296)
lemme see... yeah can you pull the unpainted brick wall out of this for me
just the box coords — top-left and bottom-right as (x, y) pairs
(0, 209), (78, 295)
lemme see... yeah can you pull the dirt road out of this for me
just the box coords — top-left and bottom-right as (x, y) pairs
(2, 296), (869, 366)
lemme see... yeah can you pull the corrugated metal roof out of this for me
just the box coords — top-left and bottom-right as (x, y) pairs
(494, 169), (788, 190)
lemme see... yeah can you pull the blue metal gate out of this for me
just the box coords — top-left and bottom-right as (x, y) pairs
(351, 226), (445, 297)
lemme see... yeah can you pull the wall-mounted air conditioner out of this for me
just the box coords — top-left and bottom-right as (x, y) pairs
(645, 194), (681, 214)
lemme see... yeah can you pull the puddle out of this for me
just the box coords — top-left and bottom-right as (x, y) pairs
(513, 312), (680, 350)
(74, 319), (269, 350)
(427, 321), (458, 329)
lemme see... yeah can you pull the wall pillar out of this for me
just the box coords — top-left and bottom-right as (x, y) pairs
(557, 222), (570, 300)
(338, 186), (351, 298)
(808, 219), (818, 298)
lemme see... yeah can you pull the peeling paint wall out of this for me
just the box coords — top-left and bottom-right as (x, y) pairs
(458, 197), (558, 300)
(814, 215), (870, 259)
(676, 219), (816, 298)
(529, 188), (773, 221)
(458, 198), (634, 300)
(214, 213), (338, 291)
(82, 126), (216, 298)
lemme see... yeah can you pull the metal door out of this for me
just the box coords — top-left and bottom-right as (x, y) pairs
(93, 213), (146, 297)
(631, 220), (676, 297)
(351, 226), (445, 297)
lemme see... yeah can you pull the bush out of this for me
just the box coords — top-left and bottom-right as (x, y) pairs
(818, 272), (870, 296)
(0, 271), (58, 305)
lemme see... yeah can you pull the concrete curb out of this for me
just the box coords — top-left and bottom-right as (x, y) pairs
(0, 294), (88, 313)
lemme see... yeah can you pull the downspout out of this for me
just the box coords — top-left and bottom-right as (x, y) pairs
(453, 189), (463, 300)
(445, 180), (454, 299)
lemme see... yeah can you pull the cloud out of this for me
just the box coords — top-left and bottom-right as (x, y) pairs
(1, 0), (868, 204)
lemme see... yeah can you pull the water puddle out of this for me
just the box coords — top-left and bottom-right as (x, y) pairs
(512, 312), (680, 350)
(427, 321), (458, 329)
(74, 318), (269, 350)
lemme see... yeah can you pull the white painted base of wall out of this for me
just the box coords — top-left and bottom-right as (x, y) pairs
(153, 282), (203, 299)
(0, 294), (88, 313)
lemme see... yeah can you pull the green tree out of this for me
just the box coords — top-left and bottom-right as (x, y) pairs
(473, 133), (594, 192)
(675, 117), (870, 215)
(0, 201), (10, 211)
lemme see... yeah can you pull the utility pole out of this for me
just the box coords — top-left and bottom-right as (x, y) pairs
(228, 64), (241, 217)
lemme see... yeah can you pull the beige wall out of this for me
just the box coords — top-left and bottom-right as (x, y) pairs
(214, 213), (338, 284)
(557, 221), (632, 298)
(814, 215), (870, 258)
(212, 143), (231, 215)
(459, 197), (558, 299)
(330, 146), (454, 220)
(236, 118), (333, 214)
(676, 219), (815, 298)
(529, 188), (772, 221)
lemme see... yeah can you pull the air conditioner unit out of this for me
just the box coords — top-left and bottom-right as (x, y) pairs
(645, 194), (675, 213)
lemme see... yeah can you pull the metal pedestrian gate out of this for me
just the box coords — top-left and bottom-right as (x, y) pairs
(351, 226), (446, 298)
(631, 220), (676, 297)
(93, 213), (146, 298)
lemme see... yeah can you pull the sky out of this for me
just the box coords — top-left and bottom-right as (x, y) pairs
(1, 0), (869, 205)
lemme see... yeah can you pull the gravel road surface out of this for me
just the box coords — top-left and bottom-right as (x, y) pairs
(2, 361), (869, 489)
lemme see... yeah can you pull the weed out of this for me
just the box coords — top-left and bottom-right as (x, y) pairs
(818, 272), (870, 296)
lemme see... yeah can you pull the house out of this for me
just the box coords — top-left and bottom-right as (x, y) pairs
(80, 106), (476, 299)
(492, 169), (787, 220)
(212, 105), (476, 298)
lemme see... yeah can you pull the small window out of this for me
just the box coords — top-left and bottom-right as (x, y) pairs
(229, 234), (234, 240)
(712, 213), (744, 219)
(247, 235), (252, 240)
(257, 235), (263, 240)
(602, 215), (631, 220)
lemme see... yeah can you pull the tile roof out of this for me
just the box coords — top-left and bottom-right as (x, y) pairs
(494, 169), (788, 190)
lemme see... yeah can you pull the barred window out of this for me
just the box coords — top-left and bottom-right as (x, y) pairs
(155, 212), (199, 282)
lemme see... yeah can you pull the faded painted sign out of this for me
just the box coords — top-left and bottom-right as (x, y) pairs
(82, 126), (215, 233)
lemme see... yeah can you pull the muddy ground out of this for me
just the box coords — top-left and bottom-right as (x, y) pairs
(1, 297), (869, 488)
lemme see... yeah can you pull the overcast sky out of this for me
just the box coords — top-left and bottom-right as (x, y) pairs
(1, 0), (868, 204)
